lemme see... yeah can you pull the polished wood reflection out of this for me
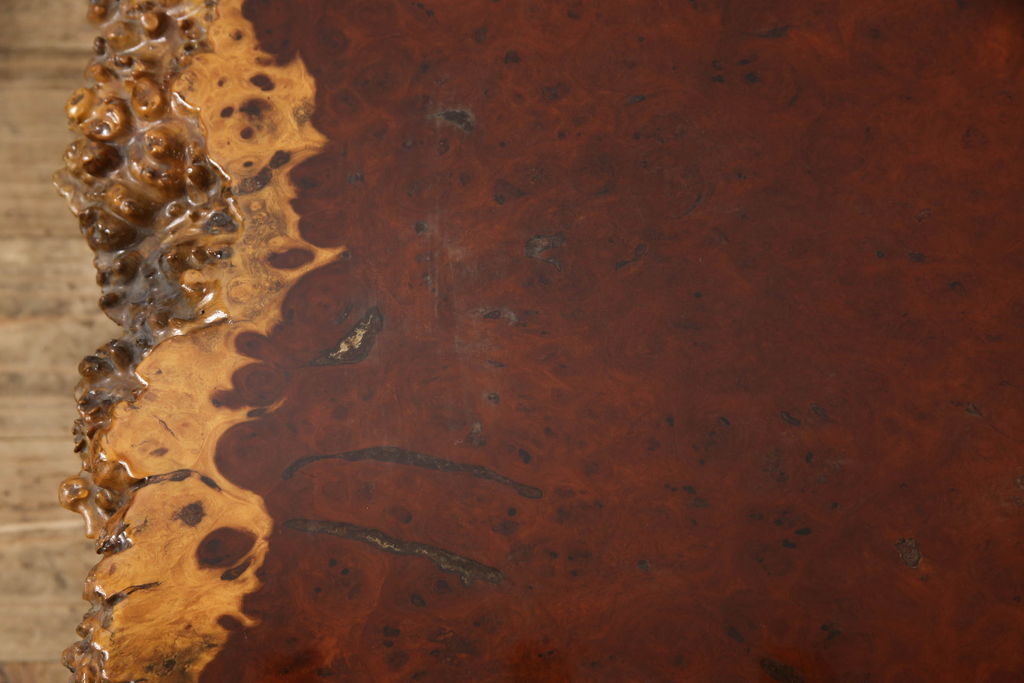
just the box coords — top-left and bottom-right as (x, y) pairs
(59, 0), (1024, 681)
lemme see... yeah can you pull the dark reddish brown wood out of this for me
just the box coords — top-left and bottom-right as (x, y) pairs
(191, 0), (1024, 680)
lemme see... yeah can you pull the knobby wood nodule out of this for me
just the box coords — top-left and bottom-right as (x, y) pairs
(54, 0), (1024, 681)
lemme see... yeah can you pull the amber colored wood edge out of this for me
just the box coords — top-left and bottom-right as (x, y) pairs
(55, 1), (332, 680)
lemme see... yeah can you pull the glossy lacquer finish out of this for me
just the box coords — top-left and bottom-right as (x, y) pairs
(195, 0), (1024, 680)
(63, 0), (1024, 681)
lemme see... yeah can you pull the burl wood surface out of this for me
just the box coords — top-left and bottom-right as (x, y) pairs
(56, 0), (1024, 681)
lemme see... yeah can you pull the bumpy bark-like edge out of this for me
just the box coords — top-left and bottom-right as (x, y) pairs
(56, 1), (333, 679)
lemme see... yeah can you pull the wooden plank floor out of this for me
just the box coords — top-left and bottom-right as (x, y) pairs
(0, 2), (120, 680)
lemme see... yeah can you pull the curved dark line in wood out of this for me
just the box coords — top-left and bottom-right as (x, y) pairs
(136, 469), (221, 491)
(106, 581), (161, 607)
(281, 445), (543, 499)
(285, 518), (504, 585)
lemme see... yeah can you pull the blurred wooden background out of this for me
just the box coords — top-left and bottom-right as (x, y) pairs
(0, 2), (119, 681)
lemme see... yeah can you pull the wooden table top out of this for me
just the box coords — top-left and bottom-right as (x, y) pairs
(31, 0), (1024, 681)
